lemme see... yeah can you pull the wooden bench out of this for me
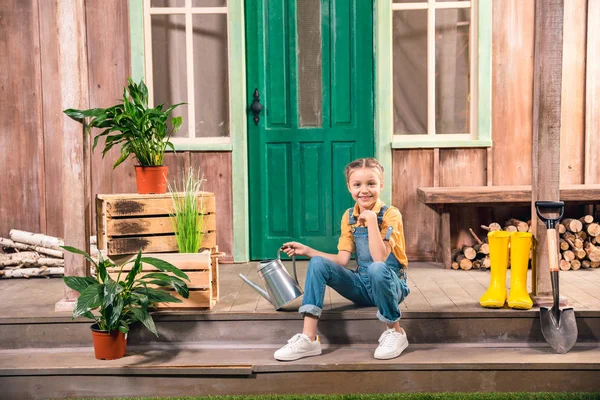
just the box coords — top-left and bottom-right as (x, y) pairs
(417, 184), (600, 268)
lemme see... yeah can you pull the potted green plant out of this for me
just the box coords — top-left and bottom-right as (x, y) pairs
(63, 78), (184, 194)
(61, 246), (190, 360)
(168, 167), (206, 254)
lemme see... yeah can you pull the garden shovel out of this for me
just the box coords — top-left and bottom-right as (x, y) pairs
(535, 201), (578, 354)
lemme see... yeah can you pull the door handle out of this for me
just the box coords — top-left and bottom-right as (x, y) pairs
(250, 88), (262, 126)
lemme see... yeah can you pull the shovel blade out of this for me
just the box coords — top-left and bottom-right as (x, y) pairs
(540, 306), (578, 354)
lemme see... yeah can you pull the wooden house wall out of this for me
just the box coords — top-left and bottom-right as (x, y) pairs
(2, 0), (598, 263)
(393, 0), (600, 261)
(1, 0), (234, 262)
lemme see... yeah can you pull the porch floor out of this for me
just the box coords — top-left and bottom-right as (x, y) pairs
(1, 261), (600, 319)
(2, 262), (600, 398)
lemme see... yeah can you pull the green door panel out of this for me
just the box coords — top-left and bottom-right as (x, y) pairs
(247, 0), (374, 260)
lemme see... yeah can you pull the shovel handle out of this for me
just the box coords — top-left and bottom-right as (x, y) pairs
(546, 228), (559, 272)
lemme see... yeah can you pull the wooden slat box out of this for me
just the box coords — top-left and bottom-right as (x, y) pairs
(96, 192), (216, 256)
(108, 251), (218, 309)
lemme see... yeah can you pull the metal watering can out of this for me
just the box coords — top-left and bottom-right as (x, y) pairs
(238, 249), (303, 310)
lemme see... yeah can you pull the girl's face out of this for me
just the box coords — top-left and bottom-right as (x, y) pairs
(347, 167), (384, 211)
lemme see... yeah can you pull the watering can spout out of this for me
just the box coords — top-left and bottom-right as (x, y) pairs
(238, 273), (272, 304)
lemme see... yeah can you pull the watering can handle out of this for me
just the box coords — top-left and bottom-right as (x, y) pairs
(277, 248), (299, 285)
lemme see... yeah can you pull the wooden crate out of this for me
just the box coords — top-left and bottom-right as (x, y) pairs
(108, 250), (218, 309)
(96, 192), (216, 256)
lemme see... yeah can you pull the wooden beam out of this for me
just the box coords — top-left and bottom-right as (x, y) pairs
(55, 0), (91, 311)
(531, 0), (564, 303)
(416, 184), (600, 204)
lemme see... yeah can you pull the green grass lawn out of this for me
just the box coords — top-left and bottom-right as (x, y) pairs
(90, 393), (600, 400)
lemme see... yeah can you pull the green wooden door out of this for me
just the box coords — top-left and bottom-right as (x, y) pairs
(246, 0), (374, 260)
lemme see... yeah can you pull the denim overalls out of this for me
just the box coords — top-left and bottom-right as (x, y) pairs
(298, 205), (410, 324)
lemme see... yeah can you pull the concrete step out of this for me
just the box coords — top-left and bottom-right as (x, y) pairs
(2, 343), (599, 399)
(2, 310), (599, 350)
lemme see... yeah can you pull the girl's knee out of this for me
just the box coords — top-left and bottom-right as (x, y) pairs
(308, 256), (328, 275)
(367, 261), (389, 281)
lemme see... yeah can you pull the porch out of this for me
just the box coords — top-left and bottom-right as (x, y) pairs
(1, 261), (599, 399)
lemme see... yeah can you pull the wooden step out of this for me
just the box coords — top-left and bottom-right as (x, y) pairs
(2, 310), (599, 350)
(1, 344), (599, 399)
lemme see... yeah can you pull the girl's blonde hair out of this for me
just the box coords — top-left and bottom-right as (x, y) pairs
(345, 158), (384, 182)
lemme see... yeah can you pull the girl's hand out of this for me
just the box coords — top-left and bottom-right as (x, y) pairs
(281, 242), (310, 257)
(357, 210), (377, 227)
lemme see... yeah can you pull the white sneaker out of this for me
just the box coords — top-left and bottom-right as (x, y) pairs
(374, 328), (409, 360)
(274, 333), (322, 361)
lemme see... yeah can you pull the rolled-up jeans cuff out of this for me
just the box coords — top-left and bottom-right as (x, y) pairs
(377, 310), (400, 324)
(299, 304), (322, 319)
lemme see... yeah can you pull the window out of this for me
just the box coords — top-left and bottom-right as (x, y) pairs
(390, 0), (491, 148)
(140, 0), (232, 149)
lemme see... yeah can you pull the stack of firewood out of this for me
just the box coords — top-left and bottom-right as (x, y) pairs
(451, 228), (491, 271)
(0, 229), (98, 279)
(557, 215), (600, 270)
(451, 215), (600, 271)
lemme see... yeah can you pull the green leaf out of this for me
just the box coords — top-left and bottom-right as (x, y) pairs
(103, 279), (122, 307)
(61, 246), (98, 270)
(140, 257), (189, 281)
(139, 273), (189, 298)
(129, 307), (158, 336)
(125, 251), (144, 287)
(63, 276), (98, 294)
(133, 287), (182, 303)
(105, 296), (124, 331)
(73, 284), (104, 319)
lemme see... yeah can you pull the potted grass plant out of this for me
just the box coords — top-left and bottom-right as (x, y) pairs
(62, 246), (190, 360)
(63, 78), (185, 194)
(168, 167), (206, 254)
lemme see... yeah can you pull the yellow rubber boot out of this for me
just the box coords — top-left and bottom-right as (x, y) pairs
(507, 232), (533, 309)
(479, 231), (511, 308)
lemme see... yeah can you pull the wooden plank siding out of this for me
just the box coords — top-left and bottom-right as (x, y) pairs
(1, 0), (599, 263)
(0, 0), (45, 238)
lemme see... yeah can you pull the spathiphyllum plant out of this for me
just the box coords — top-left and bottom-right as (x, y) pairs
(62, 246), (190, 336)
(63, 78), (184, 168)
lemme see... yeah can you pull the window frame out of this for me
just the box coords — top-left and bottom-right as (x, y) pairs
(382, 0), (492, 150)
(130, 0), (236, 151)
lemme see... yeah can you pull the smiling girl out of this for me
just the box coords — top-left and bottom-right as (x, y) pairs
(276, 158), (410, 361)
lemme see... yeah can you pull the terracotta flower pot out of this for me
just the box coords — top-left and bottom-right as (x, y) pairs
(135, 165), (168, 194)
(90, 323), (127, 360)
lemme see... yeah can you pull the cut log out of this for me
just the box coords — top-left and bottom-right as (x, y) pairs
(570, 259), (581, 270)
(481, 223), (501, 232)
(459, 258), (473, 271)
(581, 260), (591, 269)
(506, 218), (529, 232)
(0, 237), (63, 258)
(557, 223), (566, 234)
(591, 261), (600, 268)
(9, 230), (64, 250)
(0, 267), (64, 278)
(478, 243), (490, 255)
(576, 231), (588, 241)
(451, 261), (459, 270)
(585, 222), (600, 237)
(559, 239), (570, 251)
(573, 248), (587, 260)
(469, 228), (483, 245)
(584, 242), (600, 262)
(481, 256), (491, 269)
(472, 260), (481, 269)
(559, 259), (571, 271)
(562, 218), (583, 233)
(562, 250), (575, 262)
(461, 245), (477, 260)
(0, 252), (39, 267)
(579, 215), (594, 224)
(504, 225), (518, 232)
